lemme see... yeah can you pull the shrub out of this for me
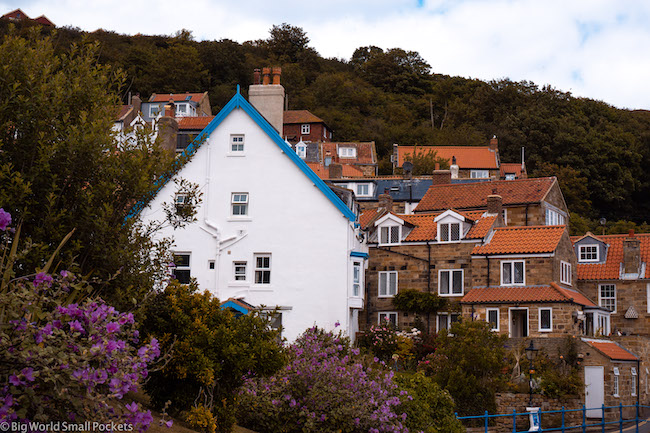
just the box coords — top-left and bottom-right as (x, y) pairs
(0, 212), (159, 429)
(357, 323), (399, 362)
(237, 327), (410, 433)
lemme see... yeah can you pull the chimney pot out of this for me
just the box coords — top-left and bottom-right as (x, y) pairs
(490, 135), (498, 151)
(253, 68), (261, 85)
(329, 163), (343, 179)
(434, 162), (440, 170)
(262, 67), (271, 85)
(272, 67), (282, 85)
(629, 229), (635, 238)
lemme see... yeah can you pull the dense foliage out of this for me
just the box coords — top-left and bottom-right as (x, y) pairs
(3, 20), (648, 225)
(0, 213), (159, 429)
(0, 30), (175, 310)
(140, 281), (285, 432)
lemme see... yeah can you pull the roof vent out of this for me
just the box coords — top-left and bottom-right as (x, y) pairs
(625, 306), (639, 319)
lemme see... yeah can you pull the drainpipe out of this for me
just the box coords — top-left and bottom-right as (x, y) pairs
(427, 242), (432, 333)
(486, 255), (490, 287)
(525, 204), (530, 226)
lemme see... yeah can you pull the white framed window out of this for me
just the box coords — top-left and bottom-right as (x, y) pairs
(438, 269), (463, 296)
(378, 312), (398, 327)
(233, 261), (247, 281)
(301, 124), (310, 135)
(356, 183), (372, 197)
(379, 225), (400, 245)
(378, 271), (397, 297)
(437, 312), (461, 333)
(505, 173), (516, 180)
(599, 284), (616, 313)
(501, 260), (525, 286)
(338, 147), (357, 158)
(545, 208), (566, 226)
(560, 261), (572, 285)
(175, 193), (188, 206)
(439, 222), (461, 242)
(539, 308), (553, 332)
(613, 367), (620, 397)
(353, 261), (362, 297)
(231, 193), (248, 216)
(149, 105), (161, 118)
(632, 367), (637, 396)
(579, 244), (599, 262)
(254, 254), (271, 284)
(486, 308), (499, 331)
(502, 208), (508, 225)
(230, 134), (245, 152)
(172, 253), (191, 284)
(296, 144), (306, 159)
(176, 103), (187, 115)
(471, 170), (489, 179)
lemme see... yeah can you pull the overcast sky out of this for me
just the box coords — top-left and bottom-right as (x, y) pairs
(3, 0), (650, 110)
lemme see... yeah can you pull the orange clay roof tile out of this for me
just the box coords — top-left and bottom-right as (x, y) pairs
(149, 93), (205, 103)
(359, 208), (386, 230)
(500, 163), (525, 177)
(397, 146), (498, 169)
(177, 116), (215, 130)
(321, 142), (377, 165)
(583, 340), (639, 361)
(283, 110), (325, 124)
(472, 225), (566, 255)
(415, 177), (556, 212)
(572, 233), (650, 280)
(461, 282), (596, 307)
(306, 162), (364, 180)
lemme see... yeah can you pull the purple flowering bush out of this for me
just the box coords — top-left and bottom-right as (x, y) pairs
(0, 211), (160, 430)
(237, 327), (412, 433)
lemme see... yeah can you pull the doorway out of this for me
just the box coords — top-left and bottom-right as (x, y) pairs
(510, 308), (528, 337)
(585, 366), (604, 418)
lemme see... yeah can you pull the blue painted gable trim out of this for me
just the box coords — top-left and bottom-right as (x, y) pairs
(220, 300), (250, 315)
(350, 251), (369, 259)
(127, 89), (356, 222)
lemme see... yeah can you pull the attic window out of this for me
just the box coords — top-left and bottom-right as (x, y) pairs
(296, 144), (306, 159)
(439, 223), (461, 242)
(579, 244), (599, 262)
(185, 95), (192, 101)
(379, 226), (400, 245)
(339, 147), (356, 158)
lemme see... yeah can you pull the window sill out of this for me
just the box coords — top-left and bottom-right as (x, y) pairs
(439, 293), (464, 297)
(227, 153), (246, 157)
(378, 243), (401, 247)
(378, 295), (395, 298)
(539, 329), (552, 333)
(227, 217), (252, 222)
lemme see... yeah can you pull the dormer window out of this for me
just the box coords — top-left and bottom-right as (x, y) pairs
(296, 144), (306, 159)
(356, 183), (372, 197)
(338, 147), (356, 158)
(176, 103), (187, 115)
(380, 226), (400, 245)
(440, 223), (460, 242)
(579, 245), (599, 262)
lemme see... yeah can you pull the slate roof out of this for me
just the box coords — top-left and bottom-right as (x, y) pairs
(415, 177), (557, 212)
(149, 92), (205, 103)
(582, 339), (639, 361)
(283, 110), (326, 124)
(322, 142), (377, 165)
(177, 116), (215, 130)
(572, 233), (650, 280)
(307, 163), (364, 179)
(462, 283), (597, 307)
(472, 225), (566, 255)
(397, 146), (498, 169)
(291, 141), (321, 163)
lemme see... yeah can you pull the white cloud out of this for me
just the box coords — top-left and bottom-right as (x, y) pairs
(2, 0), (649, 109)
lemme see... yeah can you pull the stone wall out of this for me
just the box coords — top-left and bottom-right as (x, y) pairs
(490, 393), (582, 432)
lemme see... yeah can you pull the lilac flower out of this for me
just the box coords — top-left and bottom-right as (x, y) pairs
(0, 209), (11, 230)
(69, 320), (84, 333)
(105, 322), (120, 333)
(21, 368), (35, 382)
(165, 420), (173, 428)
(34, 272), (53, 287)
(9, 375), (22, 386)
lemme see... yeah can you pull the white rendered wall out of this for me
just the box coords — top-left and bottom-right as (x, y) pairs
(140, 107), (365, 341)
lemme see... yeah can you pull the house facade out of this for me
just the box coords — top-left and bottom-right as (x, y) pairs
(141, 92), (212, 122)
(283, 110), (332, 143)
(136, 83), (367, 342)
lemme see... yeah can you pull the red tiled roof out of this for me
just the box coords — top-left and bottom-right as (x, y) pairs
(397, 146), (498, 169)
(583, 340), (638, 361)
(283, 110), (325, 124)
(472, 225), (566, 255)
(322, 142), (377, 165)
(400, 214), (438, 241)
(359, 209), (386, 230)
(2, 9), (28, 20)
(572, 233), (650, 280)
(415, 177), (556, 212)
(115, 105), (132, 121)
(306, 162), (364, 180)
(466, 214), (498, 239)
(177, 116), (215, 130)
(462, 283), (596, 306)
(33, 15), (54, 26)
(149, 93), (204, 103)
(500, 163), (525, 178)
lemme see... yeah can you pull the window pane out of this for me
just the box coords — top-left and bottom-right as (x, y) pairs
(452, 270), (463, 294)
(514, 262), (524, 284)
(440, 224), (449, 241)
(488, 310), (498, 329)
(438, 315), (448, 331)
(379, 273), (387, 296)
(380, 227), (389, 244)
(173, 269), (190, 284)
(388, 272), (397, 295)
(451, 223), (460, 241)
(502, 262), (511, 284)
(390, 226), (400, 243)
(439, 271), (449, 294)
(540, 309), (551, 330)
(175, 254), (190, 267)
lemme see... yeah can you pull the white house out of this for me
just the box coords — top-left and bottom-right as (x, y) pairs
(135, 80), (368, 341)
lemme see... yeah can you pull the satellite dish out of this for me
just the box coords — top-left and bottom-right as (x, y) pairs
(599, 218), (607, 226)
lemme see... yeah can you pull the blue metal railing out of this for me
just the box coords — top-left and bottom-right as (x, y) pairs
(456, 403), (649, 433)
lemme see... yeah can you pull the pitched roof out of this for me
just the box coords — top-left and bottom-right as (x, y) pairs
(33, 15), (54, 26)
(397, 146), (498, 169)
(582, 339), (639, 361)
(462, 283), (597, 307)
(472, 225), (566, 255)
(572, 233), (650, 280)
(500, 163), (525, 178)
(283, 110), (325, 124)
(359, 208), (386, 230)
(177, 116), (215, 130)
(415, 177), (556, 212)
(149, 93), (205, 103)
(306, 163), (364, 180)
(322, 142), (377, 165)
(115, 105), (132, 121)
(127, 88), (356, 222)
(1, 9), (28, 20)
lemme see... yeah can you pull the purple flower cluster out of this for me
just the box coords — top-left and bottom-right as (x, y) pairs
(238, 327), (411, 432)
(0, 208), (11, 231)
(0, 270), (159, 432)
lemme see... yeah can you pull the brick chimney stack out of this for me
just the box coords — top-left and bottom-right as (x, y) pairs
(164, 100), (175, 117)
(432, 165), (452, 185)
(623, 229), (641, 274)
(249, 67), (285, 133)
(378, 189), (393, 213)
(490, 135), (498, 152)
(329, 163), (343, 179)
(487, 194), (503, 216)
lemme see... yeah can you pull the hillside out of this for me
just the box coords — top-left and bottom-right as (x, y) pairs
(3, 20), (650, 228)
